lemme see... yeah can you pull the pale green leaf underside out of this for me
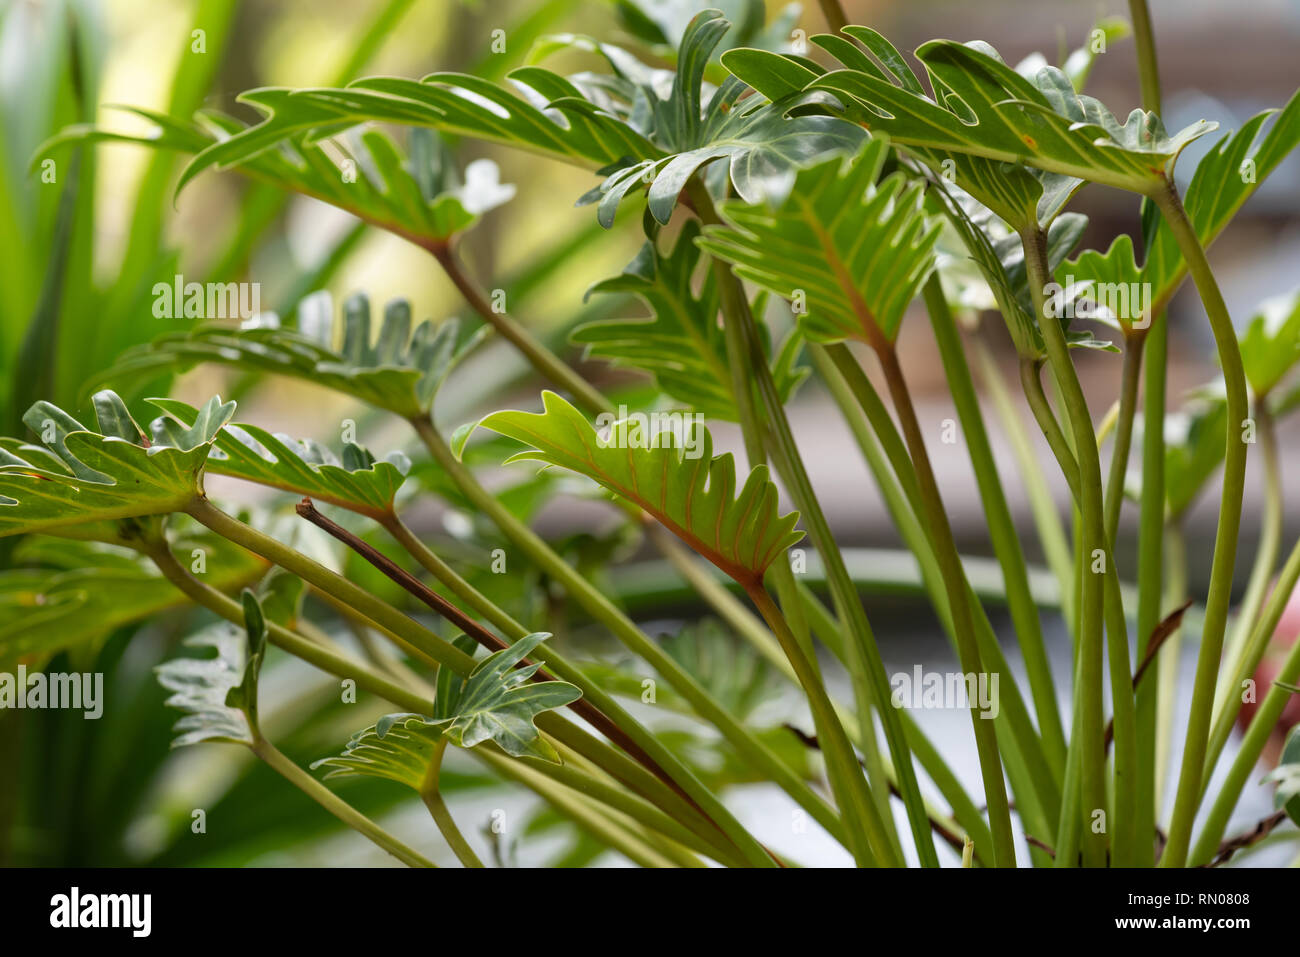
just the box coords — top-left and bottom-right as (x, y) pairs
(476, 391), (803, 585)
(697, 137), (939, 344)
(0, 392), (233, 539)
(576, 219), (807, 419)
(156, 627), (253, 747)
(316, 633), (581, 781)
(156, 591), (267, 748)
(150, 398), (410, 519)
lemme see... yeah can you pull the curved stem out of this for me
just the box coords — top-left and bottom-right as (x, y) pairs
(1019, 226), (1119, 867)
(973, 340), (1075, 629)
(817, 0), (848, 32)
(252, 737), (435, 868)
(688, 178), (939, 866)
(431, 243), (609, 417)
(1128, 0), (1163, 112)
(1155, 522), (1188, 817)
(874, 341), (1016, 867)
(1020, 358), (1081, 500)
(1189, 536), (1300, 864)
(378, 513), (753, 861)
(146, 539), (439, 715)
(821, 340), (1061, 828)
(705, 220), (893, 865)
(1136, 313), (1169, 867)
(1152, 183), (1250, 868)
(192, 495), (761, 862)
(1129, 0), (1166, 866)
(474, 747), (683, 868)
(1211, 404), (1282, 735)
(1204, 521), (1299, 795)
(153, 519), (746, 865)
(420, 739), (484, 867)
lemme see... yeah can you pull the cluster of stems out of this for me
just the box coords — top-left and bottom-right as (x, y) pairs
(102, 0), (1298, 868)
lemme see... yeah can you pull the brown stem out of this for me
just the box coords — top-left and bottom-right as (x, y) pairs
(1204, 810), (1288, 867)
(293, 498), (693, 805)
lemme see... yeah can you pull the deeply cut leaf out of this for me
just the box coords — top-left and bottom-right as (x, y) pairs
(0, 392), (233, 539)
(156, 590), (269, 748)
(315, 633), (581, 777)
(150, 398), (410, 520)
(576, 220), (807, 419)
(723, 30), (1216, 194)
(474, 390), (803, 587)
(697, 137), (939, 345)
(40, 110), (513, 249)
(1062, 93), (1300, 321)
(97, 294), (485, 419)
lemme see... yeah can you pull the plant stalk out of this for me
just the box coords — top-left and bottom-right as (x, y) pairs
(1151, 182), (1250, 868)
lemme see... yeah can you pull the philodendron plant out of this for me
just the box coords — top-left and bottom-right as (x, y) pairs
(11, 0), (1300, 867)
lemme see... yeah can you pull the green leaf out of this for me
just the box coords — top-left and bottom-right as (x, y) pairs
(106, 8), (859, 233)
(724, 30), (1091, 231)
(0, 392), (233, 539)
(723, 32), (1216, 193)
(696, 138), (939, 344)
(315, 633), (581, 778)
(159, 63), (660, 196)
(929, 181), (1114, 357)
(575, 220), (806, 420)
(1266, 725), (1300, 827)
(1237, 289), (1300, 399)
(40, 109), (513, 249)
(149, 397), (410, 519)
(155, 589), (269, 748)
(1061, 93), (1300, 320)
(555, 10), (866, 226)
(474, 390), (803, 587)
(96, 294), (486, 419)
(1144, 91), (1300, 309)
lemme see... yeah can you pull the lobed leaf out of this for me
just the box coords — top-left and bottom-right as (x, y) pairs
(696, 137), (939, 345)
(724, 31), (1217, 194)
(96, 294), (485, 419)
(315, 633), (581, 779)
(156, 591), (269, 748)
(1061, 93), (1300, 319)
(575, 220), (806, 420)
(150, 398), (410, 520)
(0, 392), (233, 539)
(472, 390), (804, 586)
